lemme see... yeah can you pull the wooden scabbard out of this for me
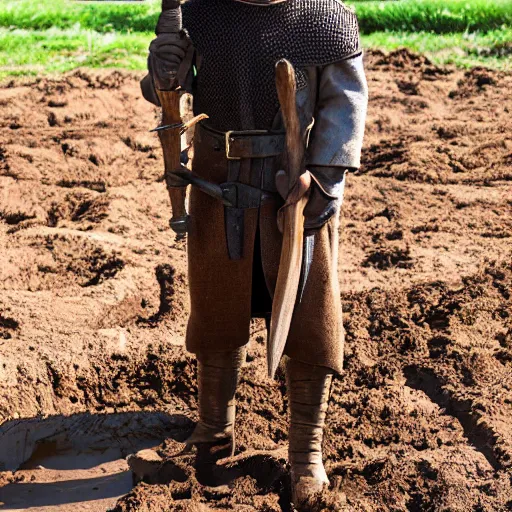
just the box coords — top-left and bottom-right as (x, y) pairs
(156, 89), (188, 235)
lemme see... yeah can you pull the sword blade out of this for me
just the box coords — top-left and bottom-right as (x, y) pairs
(268, 195), (308, 379)
(267, 59), (308, 379)
(298, 233), (315, 303)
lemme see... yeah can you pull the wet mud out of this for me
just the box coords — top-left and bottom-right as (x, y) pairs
(0, 50), (511, 510)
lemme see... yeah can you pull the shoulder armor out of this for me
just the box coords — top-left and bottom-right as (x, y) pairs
(183, 0), (360, 67)
(286, 0), (361, 66)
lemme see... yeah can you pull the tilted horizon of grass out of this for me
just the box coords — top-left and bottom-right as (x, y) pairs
(0, 0), (511, 35)
(1, 27), (510, 83)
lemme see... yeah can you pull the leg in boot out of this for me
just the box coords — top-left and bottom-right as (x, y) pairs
(186, 347), (246, 463)
(287, 359), (333, 508)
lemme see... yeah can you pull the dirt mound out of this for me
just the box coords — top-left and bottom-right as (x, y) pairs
(361, 49), (512, 185)
(448, 67), (500, 99)
(108, 260), (512, 511)
(366, 48), (451, 79)
(1, 59), (512, 510)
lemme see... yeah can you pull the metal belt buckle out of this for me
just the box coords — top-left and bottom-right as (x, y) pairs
(225, 131), (240, 161)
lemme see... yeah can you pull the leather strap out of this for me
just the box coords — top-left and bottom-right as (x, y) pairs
(198, 125), (283, 260)
(226, 130), (285, 160)
(225, 207), (245, 260)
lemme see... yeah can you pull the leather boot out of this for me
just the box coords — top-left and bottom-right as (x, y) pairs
(287, 359), (333, 509)
(186, 348), (245, 463)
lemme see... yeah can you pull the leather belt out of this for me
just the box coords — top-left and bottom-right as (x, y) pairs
(226, 130), (285, 160)
(199, 124), (285, 260)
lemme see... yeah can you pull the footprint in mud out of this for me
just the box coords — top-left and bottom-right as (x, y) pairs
(33, 234), (125, 289)
(47, 191), (110, 229)
(0, 314), (19, 339)
(363, 245), (414, 270)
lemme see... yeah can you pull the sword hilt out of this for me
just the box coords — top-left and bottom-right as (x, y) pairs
(275, 59), (305, 189)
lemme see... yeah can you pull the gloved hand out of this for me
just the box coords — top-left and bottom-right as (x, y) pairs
(276, 167), (347, 231)
(140, 31), (192, 106)
(149, 31), (192, 90)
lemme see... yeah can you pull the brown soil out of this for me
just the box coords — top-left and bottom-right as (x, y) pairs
(1, 50), (511, 511)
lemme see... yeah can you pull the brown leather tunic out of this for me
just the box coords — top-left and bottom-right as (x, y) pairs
(186, 125), (345, 373)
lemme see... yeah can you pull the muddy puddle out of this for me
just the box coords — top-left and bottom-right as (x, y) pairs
(0, 412), (191, 511)
(1, 446), (133, 511)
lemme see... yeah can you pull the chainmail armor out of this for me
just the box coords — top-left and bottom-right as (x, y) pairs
(182, 0), (361, 131)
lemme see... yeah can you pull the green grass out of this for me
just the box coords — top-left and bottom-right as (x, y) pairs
(0, 0), (510, 80)
(352, 0), (512, 34)
(1, 0), (510, 34)
(362, 29), (512, 69)
(0, 28), (151, 80)
(0, 0), (159, 33)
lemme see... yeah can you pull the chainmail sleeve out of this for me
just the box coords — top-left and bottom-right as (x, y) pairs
(308, 54), (368, 170)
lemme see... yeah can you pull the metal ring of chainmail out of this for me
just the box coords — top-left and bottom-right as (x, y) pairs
(182, 0), (361, 132)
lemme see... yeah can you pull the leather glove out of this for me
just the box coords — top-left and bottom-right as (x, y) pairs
(150, 31), (191, 90)
(276, 167), (347, 231)
(140, 31), (193, 106)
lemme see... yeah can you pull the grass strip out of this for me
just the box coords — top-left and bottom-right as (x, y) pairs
(362, 29), (512, 70)
(0, 27), (510, 82)
(0, 0), (159, 33)
(0, 0), (511, 34)
(353, 0), (512, 34)
(0, 28), (151, 80)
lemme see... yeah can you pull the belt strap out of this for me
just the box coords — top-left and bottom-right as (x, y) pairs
(198, 126), (284, 261)
(226, 130), (285, 160)
(225, 149), (245, 261)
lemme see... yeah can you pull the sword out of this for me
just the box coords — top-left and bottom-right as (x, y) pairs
(154, 0), (208, 239)
(268, 59), (312, 379)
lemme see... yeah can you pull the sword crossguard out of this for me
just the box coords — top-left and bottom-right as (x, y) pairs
(150, 113), (209, 135)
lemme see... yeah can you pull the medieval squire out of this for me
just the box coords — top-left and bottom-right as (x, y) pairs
(139, 0), (368, 507)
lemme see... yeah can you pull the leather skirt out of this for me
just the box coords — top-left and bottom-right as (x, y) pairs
(185, 124), (345, 374)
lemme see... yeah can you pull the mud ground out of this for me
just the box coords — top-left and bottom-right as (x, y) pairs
(0, 50), (511, 511)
